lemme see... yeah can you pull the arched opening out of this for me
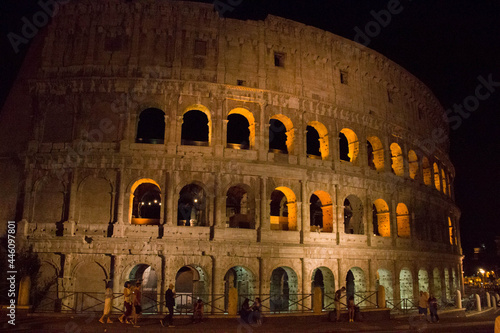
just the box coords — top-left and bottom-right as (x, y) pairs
(226, 185), (254, 229)
(270, 187), (297, 231)
(377, 269), (393, 302)
(448, 217), (454, 245)
(399, 268), (413, 306)
(432, 268), (442, 298)
(433, 163), (441, 191)
(34, 263), (59, 311)
(175, 265), (208, 312)
(444, 268), (450, 300)
(441, 169), (447, 195)
(227, 113), (250, 149)
(367, 136), (384, 171)
(310, 191), (333, 232)
(344, 195), (364, 235)
(74, 261), (107, 312)
(224, 266), (255, 312)
(79, 177), (112, 226)
(312, 267), (335, 308)
(129, 264), (158, 314)
(270, 267), (298, 312)
(418, 269), (429, 293)
(307, 121), (329, 160)
(34, 178), (65, 227)
(269, 115), (294, 154)
(131, 182), (161, 225)
(306, 126), (321, 158)
(136, 108), (165, 144)
(396, 203), (410, 238)
(181, 109), (210, 146)
(346, 267), (366, 306)
(178, 183), (208, 226)
(373, 199), (390, 237)
(408, 150), (418, 180)
(390, 143), (404, 176)
(422, 157), (432, 186)
(339, 128), (359, 163)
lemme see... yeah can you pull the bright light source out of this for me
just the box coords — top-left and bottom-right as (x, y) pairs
(194, 199), (198, 203)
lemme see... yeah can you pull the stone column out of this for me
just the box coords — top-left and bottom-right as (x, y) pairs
(259, 177), (269, 231)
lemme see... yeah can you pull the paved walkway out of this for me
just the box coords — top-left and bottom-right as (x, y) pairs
(2, 308), (499, 332)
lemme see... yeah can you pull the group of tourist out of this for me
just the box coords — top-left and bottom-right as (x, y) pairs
(418, 290), (440, 323)
(333, 287), (357, 322)
(98, 281), (143, 327)
(98, 282), (205, 328)
(240, 297), (263, 325)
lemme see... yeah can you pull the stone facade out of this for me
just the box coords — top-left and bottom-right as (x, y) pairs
(1, 0), (462, 312)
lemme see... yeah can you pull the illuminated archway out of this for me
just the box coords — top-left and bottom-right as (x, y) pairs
(390, 143), (404, 176)
(373, 199), (390, 237)
(346, 267), (366, 306)
(270, 114), (294, 154)
(396, 203), (410, 238)
(432, 267), (442, 298)
(339, 128), (359, 164)
(307, 121), (329, 160)
(130, 179), (161, 225)
(270, 187), (297, 231)
(311, 267), (335, 308)
(441, 169), (447, 195)
(418, 269), (429, 293)
(408, 150), (418, 180)
(224, 266), (256, 312)
(367, 136), (384, 171)
(227, 108), (255, 149)
(433, 163), (441, 191)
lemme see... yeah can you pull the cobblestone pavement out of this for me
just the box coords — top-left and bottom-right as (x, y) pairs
(2, 309), (498, 333)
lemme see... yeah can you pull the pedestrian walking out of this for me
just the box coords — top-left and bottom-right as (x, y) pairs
(428, 294), (439, 323)
(132, 281), (142, 327)
(99, 281), (113, 324)
(334, 286), (346, 321)
(160, 284), (175, 327)
(119, 281), (133, 324)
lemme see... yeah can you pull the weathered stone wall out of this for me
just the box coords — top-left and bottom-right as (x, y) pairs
(1, 0), (463, 308)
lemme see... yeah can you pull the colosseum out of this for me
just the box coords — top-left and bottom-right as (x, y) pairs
(1, 0), (462, 315)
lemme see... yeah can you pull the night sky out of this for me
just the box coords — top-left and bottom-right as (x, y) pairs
(1, 0), (499, 273)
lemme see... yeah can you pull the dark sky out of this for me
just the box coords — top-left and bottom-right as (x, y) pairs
(1, 0), (499, 271)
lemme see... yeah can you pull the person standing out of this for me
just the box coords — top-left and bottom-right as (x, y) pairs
(161, 284), (175, 327)
(132, 281), (142, 327)
(193, 298), (204, 323)
(334, 286), (346, 322)
(119, 281), (132, 324)
(428, 294), (439, 323)
(347, 296), (355, 322)
(99, 282), (113, 324)
(418, 291), (429, 321)
(251, 297), (262, 325)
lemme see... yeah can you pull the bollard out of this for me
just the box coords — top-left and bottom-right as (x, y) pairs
(475, 294), (482, 312)
(18, 276), (31, 306)
(377, 285), (386, 308)
(456, 290), (462, 309)
(313, 287), (322, 314)
(228, 287), (238, 316)
(495, 316), (500, 333)
(493, 295), (497, 310)
(486, 292), (491, 308)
